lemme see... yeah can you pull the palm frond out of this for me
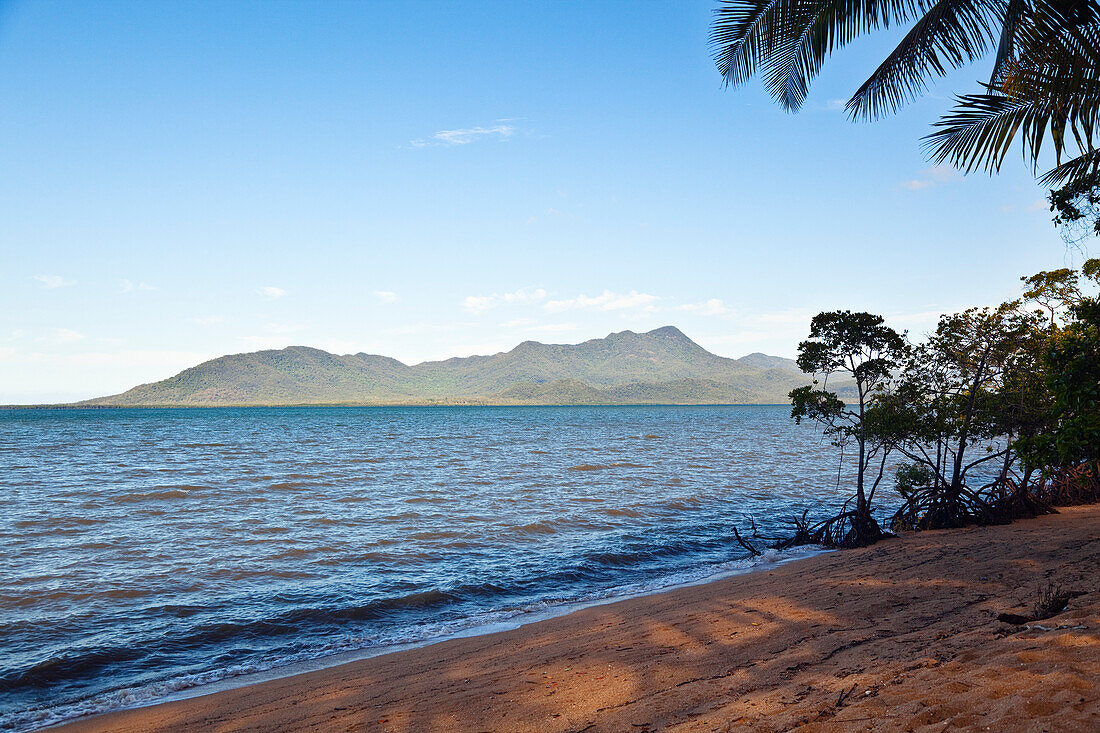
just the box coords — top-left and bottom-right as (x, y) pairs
(1041, 148), (1100, 184)
(764, 0), (925, 110)
(924, 92), (1050, 173)
(710, 0), (927, 111)
(711, 0), (787, 87)
(990, 0), (1028, 85)
(847, 0), (1004, 119)
(926, 1), (1100, 177)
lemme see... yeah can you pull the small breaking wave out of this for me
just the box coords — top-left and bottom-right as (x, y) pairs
(0, 543), (826, 733)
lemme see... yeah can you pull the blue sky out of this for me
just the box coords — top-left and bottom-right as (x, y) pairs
(0, 0), (1088, 402)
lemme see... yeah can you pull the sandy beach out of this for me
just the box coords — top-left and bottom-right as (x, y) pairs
(55, 505), (1099, 733)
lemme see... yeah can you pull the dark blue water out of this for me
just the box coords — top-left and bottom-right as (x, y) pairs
(0, 406), (868, 730)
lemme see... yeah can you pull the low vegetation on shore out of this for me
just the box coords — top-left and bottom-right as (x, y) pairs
(738, 260), (1100, 550)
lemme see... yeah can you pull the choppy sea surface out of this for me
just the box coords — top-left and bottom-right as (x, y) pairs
(1, 405), (869, 730)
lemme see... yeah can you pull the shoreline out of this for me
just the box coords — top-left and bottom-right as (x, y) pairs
(53, 505), (1100, 732)
(18, 545), (829, 732)
(3, 403), (793, 410)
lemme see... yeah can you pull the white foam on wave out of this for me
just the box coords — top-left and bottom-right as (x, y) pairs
(3, 544), (828, 733)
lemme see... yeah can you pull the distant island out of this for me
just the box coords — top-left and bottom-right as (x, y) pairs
(75, 326), (848, 407)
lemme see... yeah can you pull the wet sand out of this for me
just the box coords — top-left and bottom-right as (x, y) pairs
(55, 505), (1100, 732)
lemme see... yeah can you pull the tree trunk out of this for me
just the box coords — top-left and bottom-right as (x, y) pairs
(848, 380), (880, 546)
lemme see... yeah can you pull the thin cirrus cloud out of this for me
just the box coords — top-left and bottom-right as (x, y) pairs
(256, 286), (287, 300)
(40, 328), (84, 345)
(523, 322), (579, 333)
(32, 274), (75, 289)
(462, 287), (547, 314)
(1001, 199), (1049, 214)
(679, 298), (730, 316)
(543, 290), (659, 313)
(409, 122), (516, 148)
(373, 290), (400, 304)
(262, 322), (305, 334)
(120, 279), (156, 293)
(500, 318), (578, 333)
(238, 335), (295, 350)
(0, 348), (210, 368)
(900, 165), (961, 191)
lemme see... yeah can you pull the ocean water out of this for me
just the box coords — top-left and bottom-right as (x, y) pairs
(1, 405), (866, 730)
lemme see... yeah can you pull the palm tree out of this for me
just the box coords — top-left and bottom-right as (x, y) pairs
(709, 0), (1099, 185)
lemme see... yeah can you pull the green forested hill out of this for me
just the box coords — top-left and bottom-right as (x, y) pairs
(81, 326), (845, 406)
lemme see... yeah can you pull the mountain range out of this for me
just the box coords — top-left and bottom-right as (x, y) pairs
(80, 326), (843, 406)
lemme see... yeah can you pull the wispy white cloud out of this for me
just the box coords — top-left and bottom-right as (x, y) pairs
(463, 287), (547, 314)
(373, 290), (400, 303)
(698, 306), (958, 358)
(522, 322), (578, 333)
(525, 208), (567, 225)
(544, 290), (659, 313)
(1001, 198), (1047, 214)
(9, 329), (24, 340)
(315, 339), (376, 355)
(679, 298), (730, 316)
(900, 165), (961, 191)
(33, 274), (75, 289)
(40, 328), (84, 344)
(120, 279), (156, 293)
(702, 331), (778, 347)
(693, 307), (821, 357)
(410, 122), (516, 148)
(234, 335), (382, 355)
(0, 348), (210, 368)
(881, 307), (970, 340)
(379, 322), (451, 336)
(262, 322), (305, 334)
(749, 308), (819, 325)
(238, 335), (294, 350)
(824, 98), (846, 111)
(192, 316), (225, 326)
(499, 319), (579, 334)
(256, 286), (287, 300)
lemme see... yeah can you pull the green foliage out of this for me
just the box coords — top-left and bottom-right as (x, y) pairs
(868, 259), (1100, 531)
(1021, 266), (1081, 325)
(879, 304), (1046, 527)
(894, 462), (935, 499)
(1017, 261), (1100, 469)
(1045, 314), (1100, 465)
(795, 310), (907, 385)
(789, 385), (846, 427)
